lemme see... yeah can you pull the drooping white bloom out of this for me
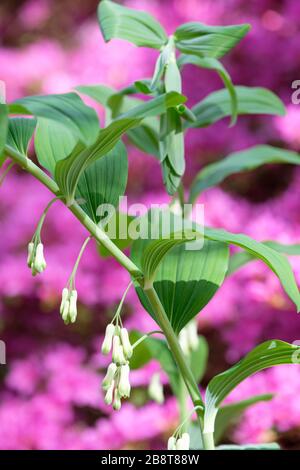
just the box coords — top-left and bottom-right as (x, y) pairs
(101, 324), (116, 355)
(62, 300), (70, 323)
(181, 433), (190, 450)
(35, 243), (46, 272)
(120, 327), (133, 359)
(60, 288), (78, 324)
(112, 336), (126, 365)
(113, 389), (122, 411)
(27, 242), (47, 276)
(148, 373), (164, 404)
(102, 363), (117, 391)
(27, 242), (34, 267)
(167, 436), (176, 450)
(60, 288), (69, 315)
(69, 290), (78, 323)
(118, 364), (131, 398)
(104, 380), (115, 405)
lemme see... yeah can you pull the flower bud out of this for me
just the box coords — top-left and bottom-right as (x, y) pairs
(167, 436), (176, 450)
(148, 373), (164, 404)
(181, 433), (190, 450)
(112, 337), (126, 365)
(101, 324), (115, 355)
(102, 363), (117, 391)
(175, 438), (184, 450)
(34, 243), (46, 273)
(27, 242), (34, 267)
(118, 364), (131, 398)
(62, 300), (70, 323)
(69, 290), (78, 323)
(60, 288), (69, 315)
(113, 389), (122, 411)
(112, 335), (121, 363)
(104, 380), (115, 406)
(120, 328), (133, 359)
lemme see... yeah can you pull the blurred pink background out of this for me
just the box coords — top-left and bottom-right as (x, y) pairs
(1, 0), (300, 449)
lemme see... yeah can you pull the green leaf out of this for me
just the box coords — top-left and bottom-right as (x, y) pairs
(131, 209), (229, 333)
(127, 125), (160, 159)
(0, 104), (8, 156)
(161, 157), (182, 196)
(98, 212), (135, 257)
(6, 117), (36, 157)
(178, 55), (237, 125)
(214, 394), (274, 444)
(76, 84), (115, 108)
(190, 335), (209, 384)
(78, 83), (160, 155)
(141, 228), (201, 284)
(205, 226), (300, 312)
(55, 93), (185, 205)
(228, 241), (300, 276)
(190, 86), (285, 128)
(118, 92), (186, 120)
(174, 22), (250, 59)
(9, 93), (99, 145)
(129, 331), (180, 396)
(204, 340), (300, 434)
(190, 145), (300, 203)
(75, 141), (128, 223)
(98, 0), (167, 49)
(159, 109), (185, 195)
(35, 119), (76, 174)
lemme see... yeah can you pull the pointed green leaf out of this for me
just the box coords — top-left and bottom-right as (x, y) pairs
(159, 109), (185, 195)
(214, 394), (274, 444)
(204, 340), (300, 434)
(175, 22), (250, 58)
(190, 145), (300, 203)
(205, 227), (300, 311)
(77, 85), (174, 158)
(127, 125), (160, 159)
(55, 93), (185, 204)
(141, 228), (201, 284)
(98, 0), (167, 49)
(131, 209), (229, 333)
(178, 55), (237, 125)
(35, 119), (76, 174)
(75, 141), (128, 223)
(76, 84), (115, 108)
(161, 157), (182, 196)
(228, 241), (300, 276)
(98, 212), (135, 257)
(190, 86), (285, 128)
(9, 93), (99, 145)
(7, 117), (36, 157)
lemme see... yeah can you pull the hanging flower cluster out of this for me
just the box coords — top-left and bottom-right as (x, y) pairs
(168, 432), (190, 450)
(27, 241), (47, 276)
(101, 323), (133, 410)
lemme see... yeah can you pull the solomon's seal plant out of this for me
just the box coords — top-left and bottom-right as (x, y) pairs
(2, 0), (300, 450)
